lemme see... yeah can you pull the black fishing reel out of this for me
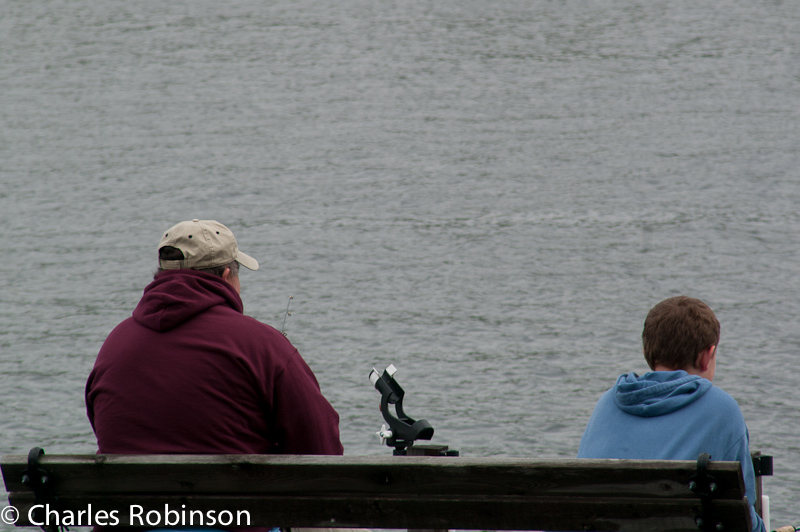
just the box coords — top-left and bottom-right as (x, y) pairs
(369, 364), (434, 455)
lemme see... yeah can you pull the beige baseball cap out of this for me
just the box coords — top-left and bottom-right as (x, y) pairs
(158, 219), (259, 271)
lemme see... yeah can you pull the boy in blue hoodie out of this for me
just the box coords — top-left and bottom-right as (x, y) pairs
(577, 296), (765, 532)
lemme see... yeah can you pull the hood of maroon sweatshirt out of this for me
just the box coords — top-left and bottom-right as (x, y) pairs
(133, 269), (244, 332)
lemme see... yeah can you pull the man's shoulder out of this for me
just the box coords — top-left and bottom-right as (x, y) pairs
(215, 310), (299, 353)
(229, 311), (284, 336)
(100, 315), (143, 343)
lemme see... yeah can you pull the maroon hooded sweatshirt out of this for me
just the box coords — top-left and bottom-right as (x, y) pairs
(86, 269), (343, 456)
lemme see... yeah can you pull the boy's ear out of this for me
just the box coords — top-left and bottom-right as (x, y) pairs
(695, 345), (716, 372)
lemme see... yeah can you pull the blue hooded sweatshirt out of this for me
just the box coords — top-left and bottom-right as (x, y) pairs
(578, 371), (764, 532)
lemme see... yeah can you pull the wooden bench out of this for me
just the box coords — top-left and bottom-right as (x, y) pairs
(2, 447), (756, 532)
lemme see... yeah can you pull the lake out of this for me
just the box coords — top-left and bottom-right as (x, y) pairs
(1, 0), (798, 527)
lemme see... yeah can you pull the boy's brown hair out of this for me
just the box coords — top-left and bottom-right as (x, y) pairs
(642, 296), (720, 371)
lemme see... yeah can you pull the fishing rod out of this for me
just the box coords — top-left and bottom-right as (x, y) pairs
(280, 296), (293, 336)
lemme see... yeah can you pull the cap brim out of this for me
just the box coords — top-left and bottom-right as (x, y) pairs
(236, 251), (259, 271)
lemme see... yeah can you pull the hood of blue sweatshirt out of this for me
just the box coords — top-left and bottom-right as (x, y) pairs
(613, 370), (713, 417)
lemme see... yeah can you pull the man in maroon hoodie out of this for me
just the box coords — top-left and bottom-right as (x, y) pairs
(86, 219), (343, 456)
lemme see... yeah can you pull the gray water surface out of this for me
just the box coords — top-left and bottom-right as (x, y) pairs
(1, 0), (799, 527)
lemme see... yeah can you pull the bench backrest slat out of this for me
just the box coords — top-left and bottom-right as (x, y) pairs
(1, 454), (752, 532)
